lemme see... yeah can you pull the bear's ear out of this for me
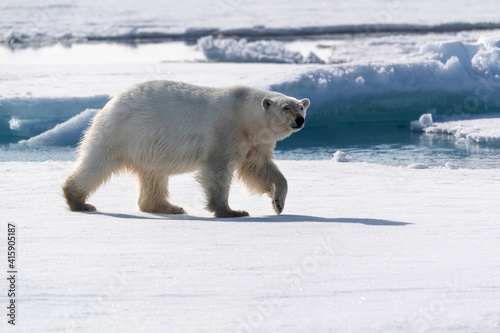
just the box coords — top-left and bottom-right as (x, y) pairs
(262, 98), (273, 111)
(301, 98), (310, 109)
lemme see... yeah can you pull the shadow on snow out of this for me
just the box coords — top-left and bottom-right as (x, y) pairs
(87, 211), (412, 226)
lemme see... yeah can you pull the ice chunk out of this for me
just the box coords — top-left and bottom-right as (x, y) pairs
(410, 111), (434, 131)
(419, 115), (500, 145)
(407, 163), (430, 169)
(304, 52), (325, 64)
(415, 41), (473, 69)
(332, 150), (354, 162)
(419, 113), (433, 127)
(198, 36), (323, 64)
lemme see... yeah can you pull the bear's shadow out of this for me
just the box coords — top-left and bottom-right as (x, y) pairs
(89, 212), (412, 226)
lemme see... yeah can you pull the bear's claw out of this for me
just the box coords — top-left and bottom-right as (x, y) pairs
(273, 199), (283, 215)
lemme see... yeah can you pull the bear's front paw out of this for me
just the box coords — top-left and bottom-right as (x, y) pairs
(273, 198), (284, 215)
(215, 209), (249, 218)
(140, 204), (186, 215)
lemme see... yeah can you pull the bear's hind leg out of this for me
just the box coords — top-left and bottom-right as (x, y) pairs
(63, 158), (119, 211)
(198, 162), (249, 218)
(137, 173), (185, 214)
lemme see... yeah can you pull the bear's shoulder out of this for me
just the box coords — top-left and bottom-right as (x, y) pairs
(225, 85), (285, 101)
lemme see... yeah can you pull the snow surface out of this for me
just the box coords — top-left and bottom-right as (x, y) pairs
(1, 0), (500, 45)
(1, 160), (499, 332)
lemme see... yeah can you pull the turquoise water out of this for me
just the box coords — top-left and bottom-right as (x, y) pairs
(278, 126), (500, 169)
(2, 127), (499, 169)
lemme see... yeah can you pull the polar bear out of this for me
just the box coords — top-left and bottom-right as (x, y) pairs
(63, 80), (309, 217)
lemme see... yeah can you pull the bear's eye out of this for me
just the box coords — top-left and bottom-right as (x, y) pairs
(282, 105), (290, 111)
(300, 106), (304, 111)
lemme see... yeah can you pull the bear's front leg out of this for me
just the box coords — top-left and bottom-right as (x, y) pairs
(272, 177), (288, 215)
(237, 145), (288, 215)
(199, 160), (249, 218)
(137, 173), (186, 214)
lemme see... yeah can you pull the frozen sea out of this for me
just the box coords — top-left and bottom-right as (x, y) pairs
(2, 1), (500, 332)
(1, 0), (500, 169)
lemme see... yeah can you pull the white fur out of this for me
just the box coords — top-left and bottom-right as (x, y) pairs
(62, 80), (310, 217)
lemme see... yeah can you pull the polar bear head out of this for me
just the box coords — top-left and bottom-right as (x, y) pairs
(260, 96), (310, 141)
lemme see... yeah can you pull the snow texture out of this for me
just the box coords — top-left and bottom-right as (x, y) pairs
(331, 150), (354, 163)
(417, 115), (500, 145)
(20, 108), (99, 145)
(407, 163), (430, 170)
(269, 37), (500, 127)
(198, 36), (324, 64)
(1, 160), (500, 332)
(410, 112), (434, 131)
(1, 0), (500, 45)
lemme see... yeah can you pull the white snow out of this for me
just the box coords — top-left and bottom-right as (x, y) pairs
(419, 113), (434, 128)
(410, 112), (435, 131)
(1, 160), (499, 331)
(20, 108), (98, 145)
(269, 36), (500, 124)
(412, 114), (500, 145)
(407, 163), (430, 170)
(332, 150), (354, 163)
(445, 162), (459, 170)
(1, 0), (500, 45)
(198, 36), (324, 64)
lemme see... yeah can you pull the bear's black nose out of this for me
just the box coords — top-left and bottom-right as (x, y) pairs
(295, 116), (305, 128)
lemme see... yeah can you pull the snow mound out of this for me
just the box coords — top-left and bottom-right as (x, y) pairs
(410, 111), (434, 131)
(198, 36), (324, 64)
(332, 150), (354, 163)
(407, 163), (430, 169)
(20, 109), (99, 145)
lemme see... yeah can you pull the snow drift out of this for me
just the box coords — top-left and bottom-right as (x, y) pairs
(269, 35), (500, 127)
(20, 108), (99, 145)
(198, 36), (324, 64)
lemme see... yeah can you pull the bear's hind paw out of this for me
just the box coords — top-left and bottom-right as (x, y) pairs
(68, 203), (97, 212)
